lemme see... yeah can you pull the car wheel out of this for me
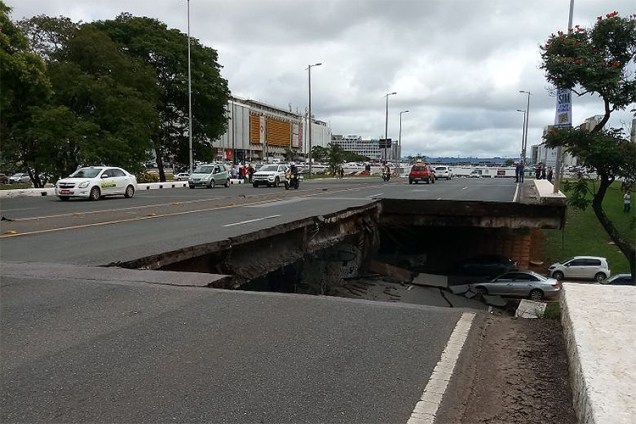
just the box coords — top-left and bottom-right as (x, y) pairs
(58, 196), (70, 201)
(89, 186), (101, 201)
(529, 289), (543, 301)
(253, 183), (258, 188)
(409, 179), (413, 184)
(552, 271), (564, 281)
(274, 177), (280, 187)
(225, 179), (230, 188)
(432, 177), (435, 184)
(189, 185), (195, 189)
(124, 185), (135, 198)
(594, 272), (607, 282)
(285, 181), (290, 190)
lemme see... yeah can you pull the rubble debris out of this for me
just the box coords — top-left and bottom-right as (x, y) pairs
(515, 299), (547, 319)
(412, 273), (448, 288)
(367, 260), (414, 283)
(482, 294), (508, 307)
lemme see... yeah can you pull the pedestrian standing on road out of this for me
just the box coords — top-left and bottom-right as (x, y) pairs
(624, 192), (631, 213)
(519, 161), (525, 183)
(547, 166), (553, 183)
(247, 164), (254, 183)
(515, 162), (521, 183)
(230, 164), (238, 179)
(535, 163), (542, 179)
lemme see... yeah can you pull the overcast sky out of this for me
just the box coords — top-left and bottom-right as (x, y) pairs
(7, 0), (635, 159)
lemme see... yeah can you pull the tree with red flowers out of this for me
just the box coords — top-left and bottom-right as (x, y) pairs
(540, 11), (636, 280)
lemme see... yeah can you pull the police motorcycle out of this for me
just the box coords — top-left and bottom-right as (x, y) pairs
(285, 164), (300, 190)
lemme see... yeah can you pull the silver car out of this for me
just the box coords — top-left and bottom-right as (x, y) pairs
(188, 164), (230, 189)
(470, 270), (561, 301)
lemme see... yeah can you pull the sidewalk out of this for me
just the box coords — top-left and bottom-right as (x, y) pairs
(560, 283), (636, 424)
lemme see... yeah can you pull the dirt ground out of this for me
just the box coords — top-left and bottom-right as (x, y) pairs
(437, 314), (578, 424)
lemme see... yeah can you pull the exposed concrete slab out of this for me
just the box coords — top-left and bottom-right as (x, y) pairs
(515, 299), (546, 318)
(1, 262), (228, 287)
(482, 294), (507, 307)
(560, 283), (636, 424)
(412, 273), (448, 288)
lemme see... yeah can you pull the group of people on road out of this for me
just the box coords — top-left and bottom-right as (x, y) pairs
(230, 163), (254, 183)
(515, 161), (553, 183)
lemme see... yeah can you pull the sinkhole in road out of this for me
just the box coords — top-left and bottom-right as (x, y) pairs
(148, 220), (518, 309)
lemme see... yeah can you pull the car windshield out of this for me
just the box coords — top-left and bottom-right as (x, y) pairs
(70, 168), (102, 178)
(435, 167), (447, 171)
(193, 165), (215, 173)
(411, 166), (426, 171)
(259, 165), (279, 172)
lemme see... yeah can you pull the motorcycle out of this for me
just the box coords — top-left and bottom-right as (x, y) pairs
(285, 171), (300, 189)
(381, 168), (391, 182)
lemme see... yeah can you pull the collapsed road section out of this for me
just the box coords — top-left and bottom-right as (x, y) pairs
(114, 198), (566, 302)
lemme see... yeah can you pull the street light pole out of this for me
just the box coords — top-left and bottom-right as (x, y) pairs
(307, 62), (322, 176)
(516, 109), (526, 161)
(553, 0), (575, 193)
(398, 110), (409, 163)
(187, 0), (193, 174)
(519, 90), (531, 166)
(384, 92), (397, 163)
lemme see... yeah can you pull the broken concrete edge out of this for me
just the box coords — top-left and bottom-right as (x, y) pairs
(113, 202), (382, 270)
(1, 262), (228, 288)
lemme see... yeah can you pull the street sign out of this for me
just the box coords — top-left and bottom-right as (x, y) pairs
(379, 138), (392, 148)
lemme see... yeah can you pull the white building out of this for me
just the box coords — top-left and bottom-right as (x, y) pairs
(215, 96), (331, 163)
(331, 135), (396, 162)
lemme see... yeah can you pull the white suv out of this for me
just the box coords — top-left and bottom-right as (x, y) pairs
(548, 256), (610, 281)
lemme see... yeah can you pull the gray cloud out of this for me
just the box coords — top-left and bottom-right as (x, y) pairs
(8, 0), (634, 158)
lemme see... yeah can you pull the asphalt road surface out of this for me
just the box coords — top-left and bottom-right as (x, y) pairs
(0, 177), (517, 265)
(0, 176), (516, 423)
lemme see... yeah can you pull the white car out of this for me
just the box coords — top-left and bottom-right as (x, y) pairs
(434, 166), (453, 180)
(174, 172), (190, 181)
(9, 173), (31, 184)
(548, 256), (610, 281)
(55, 166), (137, 201)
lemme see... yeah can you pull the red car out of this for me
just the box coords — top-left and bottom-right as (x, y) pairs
(408, 163), (435, 184)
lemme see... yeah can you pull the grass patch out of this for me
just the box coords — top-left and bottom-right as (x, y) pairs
(541, 302), (561, 320)
(0, 183), (32, 190)
(542, 181), (634, 274)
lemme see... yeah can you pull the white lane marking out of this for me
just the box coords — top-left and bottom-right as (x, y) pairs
(246, 197), (306, 208)
(223, 215), (280, 227)
(461, 186), (468, 190)
(513, 183), (520, 202)
(407, 312), (476, 424)
(368, 193), (384, 198)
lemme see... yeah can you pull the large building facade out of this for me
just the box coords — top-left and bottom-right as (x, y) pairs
(214, 96), (331, 163)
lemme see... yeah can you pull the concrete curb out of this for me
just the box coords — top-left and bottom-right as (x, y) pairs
(0, 180), (250, 198)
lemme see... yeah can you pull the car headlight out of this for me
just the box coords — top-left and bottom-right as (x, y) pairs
(79, 181), (90, 188)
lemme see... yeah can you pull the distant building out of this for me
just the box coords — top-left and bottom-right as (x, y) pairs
(331, 135), (389, 161)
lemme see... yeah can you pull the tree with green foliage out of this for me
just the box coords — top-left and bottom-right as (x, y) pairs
(325, 143), (346, 176)
(1, 3), (53, 187)
(540, 11), (636, 280)
(310, 145), (329, 163)
(95, 14), (231, 181)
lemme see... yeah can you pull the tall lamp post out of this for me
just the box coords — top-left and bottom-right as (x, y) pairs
(306, 62), (322, 176)
(398, 110), (409, 163)
(516, 109), (526, 162)
(519, 90), (531, 166)
(187, 0), (193, 174)
(554, 0), (575, 193)
(383, 91), (397, 162)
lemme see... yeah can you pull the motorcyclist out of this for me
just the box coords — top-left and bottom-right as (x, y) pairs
(289, 162), (298, 177)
